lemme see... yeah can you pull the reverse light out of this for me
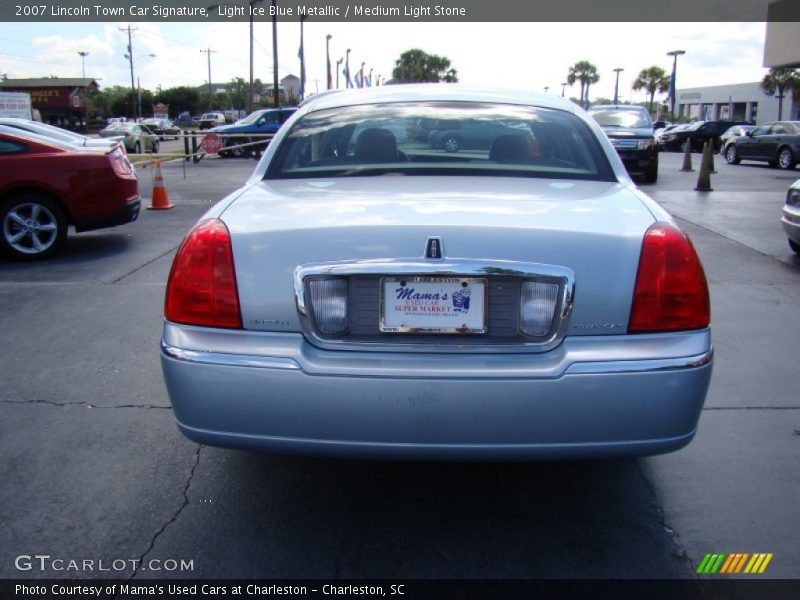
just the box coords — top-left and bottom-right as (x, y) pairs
(308, 278), (348, 335)
(164, 219), (242, 329)
(629, 223), (710, 333)
(520, 280), (560, 337)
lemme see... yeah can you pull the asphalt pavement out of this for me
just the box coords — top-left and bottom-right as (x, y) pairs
(0, 150), (798, 582)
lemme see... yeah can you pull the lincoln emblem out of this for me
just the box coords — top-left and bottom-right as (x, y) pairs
(424, 236), (444, 259)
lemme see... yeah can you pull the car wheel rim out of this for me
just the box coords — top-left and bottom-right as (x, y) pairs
(3, 203), (58, 255)
(779, 150), (791, 168)
(444, 139), (457, 152)
(727, 147), (736, 162)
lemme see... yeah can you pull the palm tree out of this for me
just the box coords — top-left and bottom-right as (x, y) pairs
(760, 67), (800, 121)
(632, 66), (671, 116)
(567, 61), (599, 109)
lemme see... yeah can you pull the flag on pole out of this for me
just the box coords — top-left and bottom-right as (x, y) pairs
(667, 69), (676, 104)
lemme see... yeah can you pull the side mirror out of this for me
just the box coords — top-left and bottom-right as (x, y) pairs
(745, 131), (752, 137)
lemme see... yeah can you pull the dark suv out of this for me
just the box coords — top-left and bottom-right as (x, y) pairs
(588, 105), (658, 183)
(660, 120), (749, 153)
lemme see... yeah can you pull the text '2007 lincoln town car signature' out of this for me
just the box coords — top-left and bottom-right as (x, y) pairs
(160, 85), (713, 460)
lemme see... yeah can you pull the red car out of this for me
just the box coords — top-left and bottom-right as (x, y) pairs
(0, 128), (140, 258)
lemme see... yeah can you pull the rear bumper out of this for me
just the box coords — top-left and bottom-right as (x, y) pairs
(160, 323), (713, 460)
(782, 205), (800, 245)
(75, 194), (140, 232)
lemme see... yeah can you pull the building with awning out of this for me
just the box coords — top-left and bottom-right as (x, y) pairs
(0, 77), (99, 127)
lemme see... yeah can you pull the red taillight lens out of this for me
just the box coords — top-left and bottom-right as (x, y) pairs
(165, 219), (242, 329)
(628, 223), (710, 333)
(109, 148), (132, 177)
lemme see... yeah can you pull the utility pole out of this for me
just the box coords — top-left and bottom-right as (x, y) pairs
(561, 82), (567, 97)
(299, 14), (306, 100)
(613, 67), (624, 105)
(271, 0), (279, 108)
(248, 0), (265, 113)
(200, 47), (216, 111)
(120, 26), (137, 117)
(78, 51), (89, 78)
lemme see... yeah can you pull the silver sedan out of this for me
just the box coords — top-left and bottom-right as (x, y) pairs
(160, 85), (713, 460)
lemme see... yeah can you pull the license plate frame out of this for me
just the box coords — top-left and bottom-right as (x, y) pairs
(379, 276), (488, 334)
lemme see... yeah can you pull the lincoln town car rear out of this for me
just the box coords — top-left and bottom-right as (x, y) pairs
(160, 86), (712, 459)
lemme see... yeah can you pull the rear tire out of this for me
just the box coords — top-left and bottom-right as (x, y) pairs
(725, 144), (740, 165)
(152, 140), (159, 154)
(778, 147), (796, 170)
(789, 239), (800, 254)
(1, 193), (67, 259)
(442, 136), (459, 153)
(133, 142), (141, 154)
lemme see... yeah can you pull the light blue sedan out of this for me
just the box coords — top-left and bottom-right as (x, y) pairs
(160, 85), (713, 459)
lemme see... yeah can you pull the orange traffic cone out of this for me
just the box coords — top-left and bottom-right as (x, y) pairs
(147, 159), (174, 210)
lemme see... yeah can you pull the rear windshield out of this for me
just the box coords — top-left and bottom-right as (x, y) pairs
(266, 102), (615, 181)
(589, 108), (652, 129)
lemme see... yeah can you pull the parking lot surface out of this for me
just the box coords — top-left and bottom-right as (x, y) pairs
(1, 152), (798, 580)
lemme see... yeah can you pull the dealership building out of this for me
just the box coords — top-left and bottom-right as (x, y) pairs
(0, 77), (99, 127)
(674, 82), (798, 124)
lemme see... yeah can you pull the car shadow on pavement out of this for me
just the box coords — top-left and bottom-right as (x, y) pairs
(147, 449), (693, 579)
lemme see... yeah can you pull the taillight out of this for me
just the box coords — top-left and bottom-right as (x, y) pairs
(165, 219), (242, 329)
(628, 222), (710, 333)
(109, 148), (132, 177)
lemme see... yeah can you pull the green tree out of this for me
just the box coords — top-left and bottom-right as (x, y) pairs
(760, 67), (800, 121)
(391, 49), (458, 83)
(632, 66), (670, 116)
(155, 86), (201, 117)
(225, 77), (247, 112)
(567, 61), (599, 109)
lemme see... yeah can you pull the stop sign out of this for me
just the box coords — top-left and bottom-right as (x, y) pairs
(201, 133), (222, 155)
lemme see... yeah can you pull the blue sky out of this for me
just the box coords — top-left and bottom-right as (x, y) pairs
(0, 21), (769, 102)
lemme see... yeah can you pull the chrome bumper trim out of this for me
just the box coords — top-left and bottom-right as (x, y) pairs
(161, 339), (712, 377)
(565, 347), (713, 374)
(160, 341), (300, 371)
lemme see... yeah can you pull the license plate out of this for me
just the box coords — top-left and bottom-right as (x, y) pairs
(379, 277), (487, 334)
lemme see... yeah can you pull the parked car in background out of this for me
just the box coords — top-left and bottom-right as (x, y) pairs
(660, 120), (749, 153)
(724, 121), (799, 170)
(0, 117), (126, 151)
(655, 123), (685, 147)
(0, 127), (139, 258)
(99, 122), (160, 154)
(160, 85), (712, 460)
(198, 112), (226, 130)
(175, 112), (193, 127)
(782, 179), (800, 253)
(588, 104), (658, 183)
(141, 118), (181, 140)
(210, 108), (296, 157)
(719, 124), (756, 155)
(428, 118), (535, 153)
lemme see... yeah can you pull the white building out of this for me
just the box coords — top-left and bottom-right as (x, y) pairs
(675, 82), (799, 125)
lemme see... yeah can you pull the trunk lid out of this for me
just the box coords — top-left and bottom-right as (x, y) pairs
(221, 176), (655, 338)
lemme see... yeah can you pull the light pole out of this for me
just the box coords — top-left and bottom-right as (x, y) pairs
(78, 51), (89, 78)
(543, 86), (549, 93)
(299, 14), (306, 100)
(271, 0), (279, 108)
(326, 34), (332, 90)
(336, 58), (343, 89)
(612, 67), (624, 105)
(249, 0), (265, 113)
(667, 50), (686, 121)
(123, 51), (155, 118)
(200, 48), (216, 111)
(561, 82), (567, 97)
(345, 48), (351, 88)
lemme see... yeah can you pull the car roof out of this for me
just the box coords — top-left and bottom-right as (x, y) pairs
(0, 124), (79, 150)
(299, 84), (581, 115)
